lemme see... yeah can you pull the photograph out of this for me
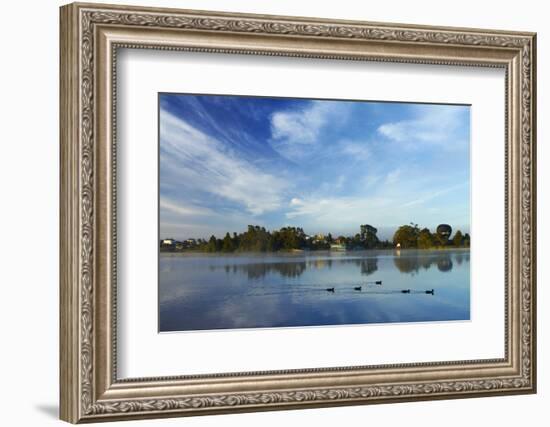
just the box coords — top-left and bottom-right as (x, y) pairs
(55, 2), (536, 422)
(158, 93), (471, 332)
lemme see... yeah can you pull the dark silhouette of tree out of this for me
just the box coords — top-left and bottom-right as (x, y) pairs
(360, 224), (379, 248)
(206, 235), (218, 253)
(222, 232), (235, 252)
(452, 230), (464, 247)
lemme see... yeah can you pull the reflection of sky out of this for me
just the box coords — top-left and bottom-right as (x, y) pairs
(160, 94), (470, 240)
(159, 249), (470, 332)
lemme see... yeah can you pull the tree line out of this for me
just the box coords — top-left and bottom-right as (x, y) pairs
(197, 225), (338, 253)
(161, 222), (469, 253)
(392, 223), (470, 249)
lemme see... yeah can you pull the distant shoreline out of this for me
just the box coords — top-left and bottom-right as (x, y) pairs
(160, 247), (471, 256)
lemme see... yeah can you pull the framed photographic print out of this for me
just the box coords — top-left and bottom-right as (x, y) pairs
(60, 2), (537, 423)
(158, 93), (472, 332)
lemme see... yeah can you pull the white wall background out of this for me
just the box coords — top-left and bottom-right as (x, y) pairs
(0, 0), (546, 426)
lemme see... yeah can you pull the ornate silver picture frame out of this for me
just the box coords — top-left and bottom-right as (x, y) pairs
(60, 2), (536, 423)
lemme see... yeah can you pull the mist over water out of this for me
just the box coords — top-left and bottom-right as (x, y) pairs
(159, 249), (470, 332)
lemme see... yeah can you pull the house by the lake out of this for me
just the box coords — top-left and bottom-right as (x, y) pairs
(330, 243), (346, 251)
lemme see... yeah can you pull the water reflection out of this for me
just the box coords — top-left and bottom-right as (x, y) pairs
(359, 257), (378, 276)
(223, 257), (379, 279)
(159, 249), (470, 331)
(393, 251), (460, 274)
(232, 261), (307, 279)
(210, 251), (467, 279)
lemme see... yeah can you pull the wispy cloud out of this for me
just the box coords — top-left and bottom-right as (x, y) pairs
(160, 196), (273, 240)
(283, 193), (459, 238)
(269, 101), (350, 160)
(283, 188), (469, 238)
(377, 105), (469, 150)
(338, 140), (371, 161)
(285, 195), (393, 233)
(160, 197), (215, 217)
(401, 182), (469, 208)
(160, 94), (470, 238)
(271, 102), (329, 144)
(161, 109), (288, 216)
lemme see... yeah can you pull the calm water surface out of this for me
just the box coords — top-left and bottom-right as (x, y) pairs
(159, 249), (470, 332)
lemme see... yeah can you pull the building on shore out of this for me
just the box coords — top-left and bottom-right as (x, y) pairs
(161, 238), (176, 247)
(330, 243), (346, 251)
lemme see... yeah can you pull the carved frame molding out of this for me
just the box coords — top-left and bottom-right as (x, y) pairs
(60, 2), (536, 423)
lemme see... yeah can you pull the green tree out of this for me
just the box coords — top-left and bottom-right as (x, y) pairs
(463, 233), (471, 247)
(360, 224), (379, 249)
(279, 227), (302, 250)
(267, 231), (282, 252)
(351, 233), (362, 248)
(452, 230), (464, 247)
(417, 228), (434, 249)
(222, 232), (235, 252)
(231, 232), (240, 249)
(393, 223), (420, 248)
(206, 235), (218, 253)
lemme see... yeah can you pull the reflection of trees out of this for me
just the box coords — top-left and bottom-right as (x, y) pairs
(219, 251), (465, 280)
(393, 252), (457, 274)
(359, 258), (378, 276)
(393, 257), (422, 274)
(223, 256), (380, 279)
(308, 257), (379, 276)
(326, 257), (379, 276)
(455, 253), (464, 265)
(231, 262), (307, 279)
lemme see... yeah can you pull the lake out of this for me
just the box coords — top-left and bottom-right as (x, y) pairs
(159, 249), (470, 332)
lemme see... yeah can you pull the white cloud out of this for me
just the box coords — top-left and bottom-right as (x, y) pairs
(377, 105), (468, 150)
(269, 101), (350, 160)
(271, 102), (328, 144)
(283, 179), (469, 237)
(285, 195), (393, 233)
(338, 140), (371, 161)
(401, 182), (468, 208)
(160, 197), (215, 217)
(160, 109), (288, 216)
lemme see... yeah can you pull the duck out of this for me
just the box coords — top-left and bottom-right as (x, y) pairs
(425, 289), (435, 295)
(326, 287), (335, 293)
(401, 289), (411, 294)
(353, 286), (362, 291)
(375, 280), (382, 285)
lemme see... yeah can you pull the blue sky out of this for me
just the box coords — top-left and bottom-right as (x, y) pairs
(159, 94), (470, 240)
